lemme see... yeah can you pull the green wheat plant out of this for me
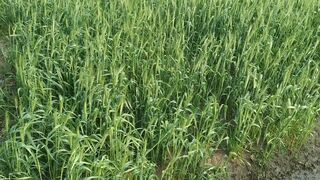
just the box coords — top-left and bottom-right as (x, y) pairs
(0, 0), (319, 179)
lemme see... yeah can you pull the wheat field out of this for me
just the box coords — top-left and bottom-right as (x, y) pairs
(0, 0), (319, 179)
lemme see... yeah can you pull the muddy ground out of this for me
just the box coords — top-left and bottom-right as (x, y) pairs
(227, 119), (320, 180)
(266, 120), (320, 180)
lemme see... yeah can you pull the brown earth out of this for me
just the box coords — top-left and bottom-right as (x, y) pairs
(223, 119), (320, 180)
(264, 120), (320, 180)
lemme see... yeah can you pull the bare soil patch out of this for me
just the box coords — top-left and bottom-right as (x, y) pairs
(265, 120), (320, 179)
(225, 119), (320, 179)
(201, 118), (320, 179)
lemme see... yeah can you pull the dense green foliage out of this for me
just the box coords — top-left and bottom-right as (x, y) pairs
(0, 0), (319, 179)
